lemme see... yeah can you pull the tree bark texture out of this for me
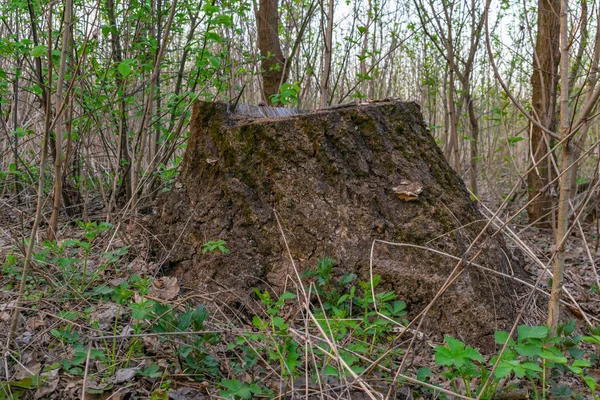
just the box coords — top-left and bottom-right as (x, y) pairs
(527, 0), (560, 227)
(151, 100), (526, 352)
(256, 0), (287, 104)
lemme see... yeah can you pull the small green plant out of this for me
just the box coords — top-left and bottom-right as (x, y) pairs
(270, 82), (300, 106)
(302, 258), (407, 378)
(201, 239), (230, 254)
(220, 379), (273, 399)
(435, 335), (486, 397)
(430, 321), (600, 399)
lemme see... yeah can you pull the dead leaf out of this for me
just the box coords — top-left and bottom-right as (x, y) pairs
(34, 378), (59, 399)
(26, 316), (45, 331)
(112, 368), (138, 383)
(169, 387), (207, 400)
(91, 303), (122, 329)
(151, 277), (180, 300)
(143, 335), (160, 354)
(129, 256), (150, 273)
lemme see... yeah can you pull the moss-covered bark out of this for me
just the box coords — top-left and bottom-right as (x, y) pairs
(152, 100), (525, 351)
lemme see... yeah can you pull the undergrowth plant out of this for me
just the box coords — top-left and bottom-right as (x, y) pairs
(424, 321), (600, 399)
(3, 243), (599, 400)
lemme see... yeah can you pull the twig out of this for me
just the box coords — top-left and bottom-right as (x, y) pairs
(81, 342), (92, 400)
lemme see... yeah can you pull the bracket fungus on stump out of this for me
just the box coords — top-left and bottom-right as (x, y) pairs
(152, 100), (525, 351)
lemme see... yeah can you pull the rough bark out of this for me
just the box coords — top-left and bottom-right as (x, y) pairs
(527, 0), (560, 227)
(151, 100), (526, 351)
(256, 0), (287, 104)
(548, 0), (572, 332)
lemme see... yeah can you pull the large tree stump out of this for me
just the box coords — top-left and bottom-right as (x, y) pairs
(153, 100), (525, 351)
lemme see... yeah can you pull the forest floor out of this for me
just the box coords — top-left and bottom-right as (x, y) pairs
(0, 197), (599, 400)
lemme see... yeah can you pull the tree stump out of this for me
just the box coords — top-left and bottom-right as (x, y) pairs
(152, 100), (525, 351)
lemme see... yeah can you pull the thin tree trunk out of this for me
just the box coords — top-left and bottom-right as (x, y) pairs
(106, 0), (132, 212)
(48, 0), (72, 240)
(132, 0), (177, 207)
(8, 9), (54, 348)
(527, 0), (560, 227)
(319, 0), (334, 108)
(359, 0), (371, 98)
(548, 0), (571, 331)
(465, 89), (479, 195)
(443, 3), (460, 173)
(256, 0), (287, 104)
(569, 2), (598, 196)
(12, 11), (21, 203)
(154, 0), (163, 162)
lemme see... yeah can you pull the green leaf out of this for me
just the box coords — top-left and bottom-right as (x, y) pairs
(417, 367), (432, 381)
(507, 136), (524, 146)
(203, 4), (220, 13)
(324, 365), (338, 376)
(521, 361), (543, 372)
(211, 14), (233, 26)
(101, 25), (113, 36)
(272, 316), (287, 330)
(434, 345), (455, 367)
(176, 309), (194, 330)
(118, 61), (132, 77)
(583, 376), (596, 391)
(561, 320), (576, 336)
(193, 305), (208, 329)
(568, 365), (583, 374)
(572, 359), (591, 368)
(220, 379), (258, 399)
(31, 45), (47, 57)
(140, 364), (162, 378)
(4, 376), (40, 389)
(582, 335), (600, 345)
(518, 325), (549, 341)
(495, 331), (511, 345)
(462, 346), (485, 362)
(538, 350), (567, 364)
(205, 32), (223, 44)
(278, 292), (297, 301)
(515, 343), (542, 357)
(494, 360), (514, 379)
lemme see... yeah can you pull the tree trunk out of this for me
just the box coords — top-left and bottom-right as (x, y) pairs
(256, 0), (287, 104)
(569, 1), (598, 196)
(319, 0), (334, 108)
(527, 0), (560, 227)
(152, 100), (524, 352)
(465, 89), (479, 195)
(548, 0), (571, 332)
(48, 0), (72, 240)
(106, 0), (132, 210)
